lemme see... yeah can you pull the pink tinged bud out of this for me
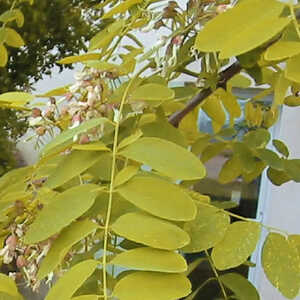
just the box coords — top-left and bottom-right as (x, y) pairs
(16, 255), (27, 268)
(6, 235), (17, 250)
(36, 126), (46, 136)
(32, 108), (42, 118)
(65, 92), (73, 101)
(172, 35), (183, 46)
(61, 106), (69, 116)
(72, 113), (82, 123)
(79, 134), (90, 144)
(216, 4), (230, 14)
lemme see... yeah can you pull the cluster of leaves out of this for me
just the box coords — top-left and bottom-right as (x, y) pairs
(1, 0), (300, 299)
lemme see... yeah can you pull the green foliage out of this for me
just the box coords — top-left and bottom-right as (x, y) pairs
(2, 0), (300, 299)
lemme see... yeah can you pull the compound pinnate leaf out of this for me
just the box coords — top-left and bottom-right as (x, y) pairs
(45, 260), (98, 300)
(117, 176), (197, 221)
(24, 184), (99, 244)
(220, 273), (260, 300)
(262, 233), (300, 299)
(113, 271), (191, 300)
(111, 212), (190, 250)
(37, 219), (98, 280)
(110, 247), (187, 273)
(119, 137), (206, 180)
(212, 221), (261, 270)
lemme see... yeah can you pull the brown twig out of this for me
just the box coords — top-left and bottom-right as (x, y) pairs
(168, 62), (242, 127)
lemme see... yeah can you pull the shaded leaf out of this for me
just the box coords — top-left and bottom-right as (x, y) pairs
(4, 27), (25, 47)
(212, 221), (261, 270)
(45, 151), (103, 189)
(284, 159), (300, 182)
(110, 247), (187, 273)
(114, 165), (139, 187)
(273, 139), (289, 158)
(117, 176), (197, 221)
(183, 203), (230, 253)
(113, 271), (191, 300)
(267, 167), (291, 186)
(220, 273), (260, 300)
(243, 129), (271, 149)
(262, 233), (300, 299)
(219, 155), (242, 184)
(119, 137), (206, 180)
(24, 184), (99, 244)
(45, 260), (98, 300)
(111, 212), (190, 250)
(256, 148), (283, 170)
(201, 142), (227, 163)
(38, 219), (98, 280)
(141, 119), (186, 147)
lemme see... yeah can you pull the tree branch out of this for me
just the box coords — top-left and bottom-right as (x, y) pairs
(168, 62), (242, 127)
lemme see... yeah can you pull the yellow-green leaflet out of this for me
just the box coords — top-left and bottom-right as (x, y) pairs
(45, 150), (103, 189)
(183, 203), (230, 253)
(72, 141), (110, 151)
(41, 117), (107, 156)
(117, 176), (197, 221)
(212, 221), (261, 270)
(110, 247), (187, 273)
(71, 296), (98, 300)
(129, 84), (175, 101)
(37, 219), (98, 280)
(0, 92), (34, 104)
(194, 0), (289, 59)
(37, 85), (70, 97)
(2, 27), (25, 47)
(102, 0), (143, 19)
(218, 156), (242, 184)
(0, 44), (8, 67)
(23, 184), (99, 244)
(220, 273), (260, 300)
(119, 137), (206, 180)
(0, 274), (23, 299)
(262, 233), (300, 299)
(111, 212), (190, 250)
(113, 272), (191, 300)
(57, 53), (101, 64)
(265, 41), (300, 61)
(114, 165), (139, 187)
(285, 54), (300, 83)
(45, 260), (98, 300)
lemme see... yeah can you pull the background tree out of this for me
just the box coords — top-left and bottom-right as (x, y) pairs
(0, 0), (100, 174)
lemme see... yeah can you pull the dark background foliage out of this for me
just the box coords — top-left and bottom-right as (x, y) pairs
(0, 0), (100, 174)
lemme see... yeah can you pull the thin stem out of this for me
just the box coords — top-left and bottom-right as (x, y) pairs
(101, 64), (149, 300)
(205, 250), (228, 300)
